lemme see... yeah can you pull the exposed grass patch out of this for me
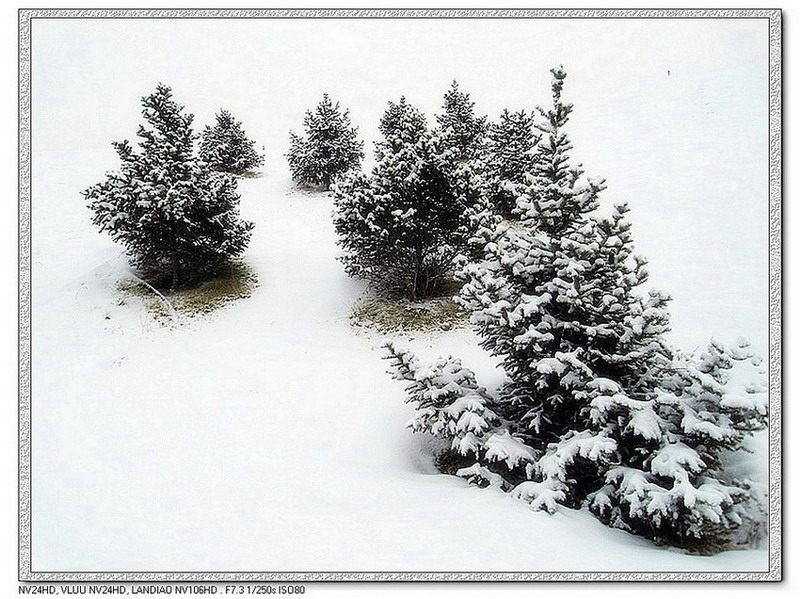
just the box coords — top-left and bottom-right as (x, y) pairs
(505, 217), (528, 230)
(235, 170), (263, 179)
(117, 261), (258, 321)
(351, 294), (467, 333)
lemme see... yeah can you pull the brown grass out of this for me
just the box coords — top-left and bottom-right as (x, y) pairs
(351, 295), (467, 333)
(505, 218), (528, 231)
(236, 170), (263, 179)
(117, 261), (258, 321)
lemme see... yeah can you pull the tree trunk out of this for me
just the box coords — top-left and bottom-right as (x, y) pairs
(171, 224), (181, 290)
(171, 255), (180, 290)
(412, 242), (423, 301)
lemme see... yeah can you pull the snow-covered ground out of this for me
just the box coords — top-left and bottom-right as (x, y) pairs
(28, 17), (770, 573)
(30, 151), (768, 572)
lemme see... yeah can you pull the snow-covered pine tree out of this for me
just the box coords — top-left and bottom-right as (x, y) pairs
(458, 67), (612, 452)
(387, 67), (768, 551)
(485, 109), (539, 217)
(454, 198), (675, 510)
(434, 81), (490, 207)
(587, 337), (768, 551)
(83, 84), (254, 289)
(286, 94), (364, 191)
(435, 80), (488, 162)
(385, 342), (536, 491)
(333, 97), (481, 300)
(518, 66), (605, 235)
(375, 96), (427, 161)
(199, 109), (264, 174)
(432, 82), (498, 262)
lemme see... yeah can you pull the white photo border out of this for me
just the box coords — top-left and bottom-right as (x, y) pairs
(17, 7), (783, 583)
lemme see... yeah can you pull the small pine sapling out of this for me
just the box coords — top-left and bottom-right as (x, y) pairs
(286, 94), (364, 190)
(485, 109), (539, 218)
(199, 109), (264, 174)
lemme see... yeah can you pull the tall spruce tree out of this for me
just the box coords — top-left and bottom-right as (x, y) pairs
(286, 94), (364, 190)
(485, 109), (538, 217)
(83, 84), (253, 289)
(334, 97), (482, 300)
(199, 109), (264, 174)
(386, 68), (768, 551)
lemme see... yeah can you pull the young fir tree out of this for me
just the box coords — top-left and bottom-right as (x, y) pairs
(585, 337), (769, 550)
(485, 109), (539, 218)
(199, 109), (264, 174)
(286, 94), (364, 191)
(435, 80), (488, 162)
(431, 81), (501, 266)
(433, 81), (492, 221)
(83, 84), (254, 289)
(333, 97), (485, 300)
(386, 68), (768, 552)
(375, 95), (427, 160)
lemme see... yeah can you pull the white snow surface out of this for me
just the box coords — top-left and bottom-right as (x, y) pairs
(31, 152), (767, 572)
(29, 18), (770, 572)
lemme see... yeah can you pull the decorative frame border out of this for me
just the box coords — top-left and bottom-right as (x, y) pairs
(17, 7), (782, 583)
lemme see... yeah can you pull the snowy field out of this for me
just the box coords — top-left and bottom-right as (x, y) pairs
(29, 18), (770, 572)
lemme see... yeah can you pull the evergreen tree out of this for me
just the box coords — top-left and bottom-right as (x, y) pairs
(387, 68), (768, 551)
(433, 81), (491, 221)
(199, 109), (264, 174)
(435, 80), (488, 162)
(485, 109), (538, 217)
(333, 98), (483, 300)
(286, 94), (364, 190)
(518, 66), (605, 235)
(433, 81), (499, 262)
(375, 96), (427, 161)
(586, 338), (768, 550)
(83, 84), (253, 289)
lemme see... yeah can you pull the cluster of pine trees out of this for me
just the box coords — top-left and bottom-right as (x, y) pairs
(84, 85), (262, 289)
(83, 74), (768, 553)
(321, 83), (495, 299)
(370, 69), (769, 552)
(294, 81), (559, 303)
(333, 88), (488, 300)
